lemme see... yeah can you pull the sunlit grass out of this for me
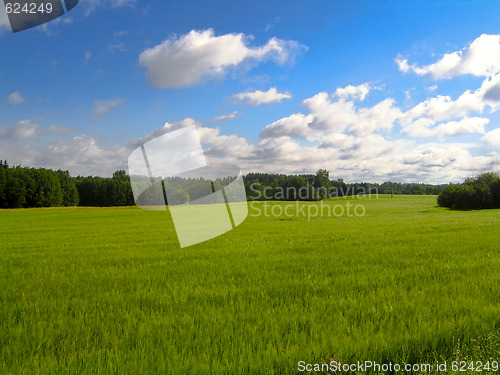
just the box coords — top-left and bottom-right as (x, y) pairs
(1, 195), (499, 374)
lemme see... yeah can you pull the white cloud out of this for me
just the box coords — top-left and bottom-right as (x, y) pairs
(138, 29), (307, 88)
(318, 133), (356, 149)
(45, 135), (128, 176)
(0, 120), (75, 140)
(210, 111), (240, 123)
(350, 98), (402, 136)
(162, 117), (200, 132)
(85, 51), (91, 62)
(0, 120), (37, 139)
(92, 98), (125, 117)
(144, 71), (499, 182)
(335, 83), (371, 101)
(129, 117), (255, 162)
(400, 118), (434, 138)
(232, 87), (292, 106)
(402, 117), (489, 138)
(260, 113), (314, 138)
(198, 126), (255, 159)
(320, 133), (407, 159)
(303, 92), (357, 132)
(7, 92), (25, 105)
(400, 72), (500, 128)
(402, 92), (483, 124)
(481, 128), (500, 147)
(396, 34), (500, 79)
(435, 117), (488, 137)
(0, 134), (129, 176)
(482, 73), (500, 111)
(248, 76), (500, 182)
(300, 83), (400, 135)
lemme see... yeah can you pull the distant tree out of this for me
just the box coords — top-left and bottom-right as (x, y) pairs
(0, 163), (6, 206)
(112, 169), (128, 181)
(57, 170), (79, 206)
(75, 170), (135, 207)
(314, 169), (331, 199)
(437, 172), (500, 210)
(4, 167), (26, 208)
(168, 188), (190, 205)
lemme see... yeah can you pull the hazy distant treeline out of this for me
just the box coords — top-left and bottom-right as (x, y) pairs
(0, 161), (451, 208)
(244, 170), (447, 200)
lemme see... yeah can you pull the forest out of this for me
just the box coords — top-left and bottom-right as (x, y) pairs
(437, 172), (500, 210)
(0, 161), (449, 208)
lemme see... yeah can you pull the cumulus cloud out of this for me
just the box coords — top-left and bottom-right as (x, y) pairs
(302, 92), (357, 132)
(350, 98), (402, 136)
(138, 29), (307, 88)
(259, 84), (399, 140)
(232, 87), (292, 106)
(0, 120), (38, 139)
(122, 74), (499, 182)
(92, 98), (125, 118)
(260, 113), (314, 138)
(250, 75), (500, 182)
(7, 92), (25, 105)
(399, 72), (500, 128)
(481, 73), (500, 111)
(300, 83), (400, 135)
(403, 92), (483, 123)
(334, 83), (371, 101)
(320, 133), (407, 159)
(402, 117), (489, 138)
(128, 117), (255, 163)
(198, 126), (255, 159)
(481, 128), (500, 147)
(45, 135), (129, 175)
(396, 34), (500, 79)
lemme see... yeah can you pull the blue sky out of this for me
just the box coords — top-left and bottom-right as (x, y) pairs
(1, 0), (500, 183)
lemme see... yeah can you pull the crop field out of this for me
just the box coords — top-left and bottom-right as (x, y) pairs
(1, 195), (500, 374)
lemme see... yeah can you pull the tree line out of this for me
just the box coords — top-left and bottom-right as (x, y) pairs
(437, 172), (500, 210)
(0, 161), (134, 208)
(0, 161), (458, 209)
(244, 170), (446, 200)
(0, 161), (79, 208)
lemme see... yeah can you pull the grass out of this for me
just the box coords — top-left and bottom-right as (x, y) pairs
(1, 195), (500, 374)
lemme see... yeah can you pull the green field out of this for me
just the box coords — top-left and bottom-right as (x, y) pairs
(1, 195), (500, 374)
